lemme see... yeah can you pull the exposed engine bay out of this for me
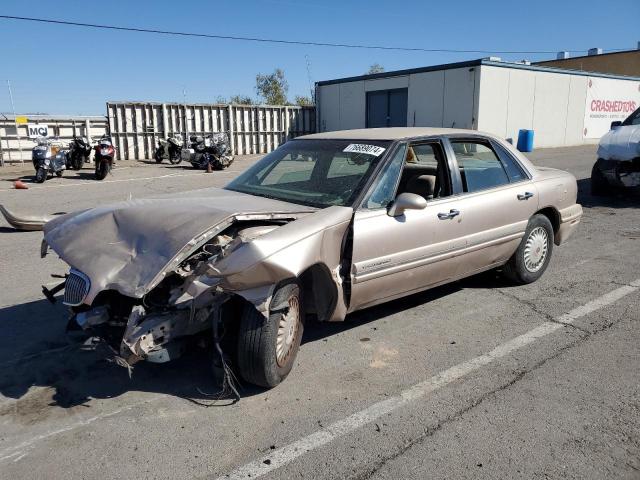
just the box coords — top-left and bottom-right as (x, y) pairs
(66, 221), (288, 366)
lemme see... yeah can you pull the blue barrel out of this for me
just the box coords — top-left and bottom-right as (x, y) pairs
(516, 129), (534, 152)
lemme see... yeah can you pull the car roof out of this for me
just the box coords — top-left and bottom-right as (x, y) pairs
(298, 127), (492, 141)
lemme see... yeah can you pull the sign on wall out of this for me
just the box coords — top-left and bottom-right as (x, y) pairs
(27, 123), (49, 138)
(583, 77), (640, 139)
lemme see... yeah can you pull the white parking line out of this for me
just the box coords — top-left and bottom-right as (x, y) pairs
(215, 279), (640, 480)
(0, 172), (208, 191)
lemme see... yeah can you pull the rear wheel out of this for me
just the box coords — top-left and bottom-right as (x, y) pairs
(590, 163), (611, 196)
(35, 167), (47, 183)
(154, 148), (164, 163)
(503, 214), (554, 284)
(237, 282), (304, 388)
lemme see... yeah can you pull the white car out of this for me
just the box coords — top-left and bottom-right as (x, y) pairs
(591, 107), (640, 195)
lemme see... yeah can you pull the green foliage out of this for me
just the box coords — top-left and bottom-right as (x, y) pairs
(366, 63), (385, 74)
(229, 95), (254, 105)
(294, 95), (314, 106)
(256, 68), (289, 105)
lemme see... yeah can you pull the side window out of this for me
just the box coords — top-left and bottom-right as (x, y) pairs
(494, 143), (528, 182)
(398, 143), (450, 199)
(362, 144), (406, 209)
(451, 141), (510, 193)
(622, 107), (640, 126)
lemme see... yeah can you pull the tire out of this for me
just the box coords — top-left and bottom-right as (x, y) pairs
(35, 167), (47, 183)
(95, 161), (109, 180)
(154, 148), (164, 163)
(503, 214), (554, 285)
(55, 170), (63, 177)
(590, 163), (611, 196)
(71, 154), (82, 170)
(169, 149), (181, 165)
(237, 282), (304, 388)
(190, 162), (200, 169)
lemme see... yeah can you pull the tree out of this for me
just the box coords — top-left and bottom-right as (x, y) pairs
(294, 95), (314, 106)
(229, 95), (254, 105)
(366, 63), (385, 74)
(256, 68), (289, 105)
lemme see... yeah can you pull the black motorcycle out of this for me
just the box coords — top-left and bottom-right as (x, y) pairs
(68, 136), (92, 170)
(187, 133), (234, 170)
(155, 135), (184, 164)
(94, 135), (115, 180)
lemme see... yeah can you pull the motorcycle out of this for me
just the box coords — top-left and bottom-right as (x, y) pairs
(32, 137), (67, 183)
(155, 135), (184, 164)
(94, 135), (115, 180)
(184, 133), (234, 170)
(68, 136), (92, 170)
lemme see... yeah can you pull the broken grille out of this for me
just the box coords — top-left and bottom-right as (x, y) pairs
(63, 270), (90, 306)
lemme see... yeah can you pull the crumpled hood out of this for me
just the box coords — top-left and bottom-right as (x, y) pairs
(597, 125), (640, 161)
(44, 187), (314, 301)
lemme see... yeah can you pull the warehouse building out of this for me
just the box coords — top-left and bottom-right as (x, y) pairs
(315, 58), (640, 148)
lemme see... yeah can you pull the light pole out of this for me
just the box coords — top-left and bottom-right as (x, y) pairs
(7, 80), (23, 163)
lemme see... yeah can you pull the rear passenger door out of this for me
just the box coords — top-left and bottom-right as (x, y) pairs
(443, 137), (538, 276)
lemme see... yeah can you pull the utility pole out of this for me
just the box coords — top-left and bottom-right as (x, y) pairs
(7, 80), (23, 163)
(183, 87), (189, 143)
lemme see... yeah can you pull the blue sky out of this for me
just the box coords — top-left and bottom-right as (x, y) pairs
(1, 0), (638, 115)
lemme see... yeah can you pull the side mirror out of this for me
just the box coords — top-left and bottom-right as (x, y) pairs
(611, 121), (622, 130)
(387, 192), (427, 217)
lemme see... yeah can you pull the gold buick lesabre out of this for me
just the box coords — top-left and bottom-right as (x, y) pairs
(36, 128), (583, 389)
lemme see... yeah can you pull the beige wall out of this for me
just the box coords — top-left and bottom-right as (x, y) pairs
(535, 50), (640, 77)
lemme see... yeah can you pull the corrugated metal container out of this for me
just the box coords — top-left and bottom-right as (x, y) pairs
(106, 102), (316, 161)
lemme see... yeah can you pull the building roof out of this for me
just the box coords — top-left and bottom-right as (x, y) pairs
(316, 58), (640, 87)
(299, 127), (491, 141)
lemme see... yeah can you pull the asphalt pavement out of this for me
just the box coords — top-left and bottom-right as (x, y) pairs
(0, 146), (639, 479)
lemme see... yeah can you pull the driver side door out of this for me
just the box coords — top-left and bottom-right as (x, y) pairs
(349, 140), (468, 312)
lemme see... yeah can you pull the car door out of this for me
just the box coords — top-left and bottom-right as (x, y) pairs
(442, 137), (539, 277)
(349, 139), (468, 312)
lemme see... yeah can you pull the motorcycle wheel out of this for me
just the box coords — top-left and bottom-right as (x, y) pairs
(169, 151), (182, 165)
(190, 162), (200, 169)
(154, 148), (164, 163)
(95, 161), (110, 180)
(55, 170), (64, 177)
(35, 168), (47, 183)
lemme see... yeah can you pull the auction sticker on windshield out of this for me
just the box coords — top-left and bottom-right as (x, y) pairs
(343, 144), (386, 156)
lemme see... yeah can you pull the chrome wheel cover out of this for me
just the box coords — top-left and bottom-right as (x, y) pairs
(276, 295), (300, 366)
(523, 226), (549, 273)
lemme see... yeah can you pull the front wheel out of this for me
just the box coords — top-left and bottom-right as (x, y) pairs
(35, 167), (47, 183)
(503, 214), (554, 285)
(154, 148), (164, 163)
(237, 282), (304, 388)
(55, 170), (63, 177)
(168, 149), (182, 165)
(95, 161), (110, 180)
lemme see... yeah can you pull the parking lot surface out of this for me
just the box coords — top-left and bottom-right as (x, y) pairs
(0, 146), (639, 479)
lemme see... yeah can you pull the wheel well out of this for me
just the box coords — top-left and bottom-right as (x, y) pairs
(298, 264), (338, 322)
(535, 207), (560, 236)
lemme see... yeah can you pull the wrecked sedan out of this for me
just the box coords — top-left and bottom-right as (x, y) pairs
(41, 128), (582, 388)
(591, 106), (640, 195)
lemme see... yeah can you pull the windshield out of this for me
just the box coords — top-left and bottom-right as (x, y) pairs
(225, 139), (392, 208)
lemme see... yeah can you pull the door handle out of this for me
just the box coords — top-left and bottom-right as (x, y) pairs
(438, 209), (460, 220)
(517, 192), (534, 200)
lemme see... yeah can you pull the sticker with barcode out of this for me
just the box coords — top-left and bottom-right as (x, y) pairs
(343, 144), (386, 156)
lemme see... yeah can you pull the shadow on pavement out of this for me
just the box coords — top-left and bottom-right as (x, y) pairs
(577, 178), (640, 209)
(0, 271), (508, 410)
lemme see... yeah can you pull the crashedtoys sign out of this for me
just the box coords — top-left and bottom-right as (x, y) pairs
(584, 77), (640, 139)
